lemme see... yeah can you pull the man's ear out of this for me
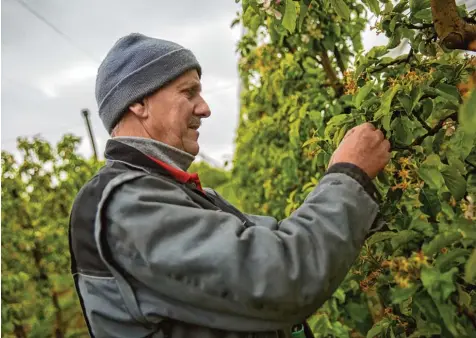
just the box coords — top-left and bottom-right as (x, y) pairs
(128, 100), (148, 118)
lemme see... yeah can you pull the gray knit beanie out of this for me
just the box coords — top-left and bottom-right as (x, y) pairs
(95, 33), (202, 133)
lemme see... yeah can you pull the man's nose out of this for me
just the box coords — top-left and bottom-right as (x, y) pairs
(195, 95), (211, 118)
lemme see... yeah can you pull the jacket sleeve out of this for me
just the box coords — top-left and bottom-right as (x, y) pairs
(105, 163), (379, 327)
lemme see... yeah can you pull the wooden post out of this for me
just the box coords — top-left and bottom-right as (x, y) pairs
(81, 109), (98, 161)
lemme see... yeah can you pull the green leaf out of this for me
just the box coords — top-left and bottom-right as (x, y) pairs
(387, 27), (402, 49)
(413, 8), (432, 20)
(408, 323), (442, 338)
(298, 1), (309, 31)
(447, 155), (466, 175)
(333, 287), (346, 304)
(421, 98), (434, 120)
(418, 166), (445, 190)
(413, 291), (441, 323)
(410, 0), (431, 13)
(374, 85), (400, 122)
(327, 114), (354, 126)
(409, 217), (435, 236)
(411, 86), (423, 109)
(243, 6), (257, 28)
(389, 15), (398, 33)
(366, 318), (391, 338)
(397, 94), (412, 114)
(446, 129), (474, 161)
(367, 231), (398, 247)
(457, 286), (471, 308)
(467, 173), (476, 194)
(330, 0), (350, 20)
(333, 126), (348, 148)
(392, 116), (417, 146)
(322, 36), (335, 51)
(419, 188), (441, 218)
(400, 297), (413, 316)
(441, 165), (466, 200)
(464, 249), (476, 283)
(302, 137), (320, 148)
(391, 230), (420, 250)
(391, 284), (419, 304)
(249, 14), (261, 33)
(423, 231), (464, 256)
(393, 0), (409, 13)
(435, 248), (470, 271)
(418, 155), (445, 190)
(355, 81), (374, 108)
(282, 0), (297, 33)
(435, 303), (461, 336)
(435, 83), (461, 103)
(421, 267), (457, 302)
(363, 0), (380, 15)
(459, 89), (476, 136)
(367, 46), (388, 59)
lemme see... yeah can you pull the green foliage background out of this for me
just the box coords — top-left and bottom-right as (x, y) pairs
(232, 0), (476, 336)
(2, 0), (476, 336)
(1, 136), (101, 337)
(0, 138), (234, 337)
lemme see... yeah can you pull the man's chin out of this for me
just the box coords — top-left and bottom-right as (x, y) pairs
(184, 142), (199, 156)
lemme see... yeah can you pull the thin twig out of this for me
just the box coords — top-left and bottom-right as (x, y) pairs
(393, 113), (457, 150)
(371, 48), (414, 73)
(413, 111), (432, 132)
(451, 295), (476, 329)
(405, 23), (434, 29)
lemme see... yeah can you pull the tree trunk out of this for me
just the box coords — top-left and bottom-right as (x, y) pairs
(32, 245), (65, 338)
(52, 291), (65, 338)
(431, 0), (476, 51)
(14, 324), (27, 338)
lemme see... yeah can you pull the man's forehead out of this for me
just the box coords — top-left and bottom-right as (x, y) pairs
(176, 74), (201, 88)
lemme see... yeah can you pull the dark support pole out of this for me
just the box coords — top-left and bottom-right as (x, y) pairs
(81, 109), (98, 161)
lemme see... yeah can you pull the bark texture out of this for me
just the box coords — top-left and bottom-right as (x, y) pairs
(431, 0), (476, 51)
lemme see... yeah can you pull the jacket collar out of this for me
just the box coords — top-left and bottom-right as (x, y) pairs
(104, 139), (203, 192)
(111, 136), (194, 171)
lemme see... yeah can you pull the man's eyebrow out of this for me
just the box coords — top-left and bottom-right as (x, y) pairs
(178, 80), (202, 91)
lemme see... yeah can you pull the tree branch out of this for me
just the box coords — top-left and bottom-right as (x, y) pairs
(451, 294), (476, 329)
(371, 48), (414, 74)
(431, 0), (476, 51)
(334, 46), (346, 75)
(405, 23), (434, 29)
(393, 113), (457, 150)
(315, 43), (344, 96)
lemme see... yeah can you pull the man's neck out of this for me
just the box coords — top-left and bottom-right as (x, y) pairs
(112, 136), (195, 171)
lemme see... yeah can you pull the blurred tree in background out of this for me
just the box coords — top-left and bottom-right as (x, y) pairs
(1, 135), (101, 337)
(1, 136), (234, 337)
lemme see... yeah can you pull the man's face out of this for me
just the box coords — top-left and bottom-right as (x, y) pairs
(138, 69), (211, 155)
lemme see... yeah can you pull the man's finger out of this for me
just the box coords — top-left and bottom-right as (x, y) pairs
(382, 139), (391, 152)
(374, 129), (384, 142)
(343, 128), (355, 139)
(360, 122), (376, 131)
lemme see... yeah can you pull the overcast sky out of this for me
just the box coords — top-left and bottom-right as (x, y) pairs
(2, 0), (474, 166)
(2, 0), (243, 165)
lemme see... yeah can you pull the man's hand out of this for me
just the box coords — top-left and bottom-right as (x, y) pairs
(328, 123), (391, 179)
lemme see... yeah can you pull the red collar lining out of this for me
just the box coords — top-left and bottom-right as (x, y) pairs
(147, 156), (203, 192)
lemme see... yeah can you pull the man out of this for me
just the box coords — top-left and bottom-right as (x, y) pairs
(69, 33), (390, 338)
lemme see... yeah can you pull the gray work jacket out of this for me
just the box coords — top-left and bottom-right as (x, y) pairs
(69, 139), (380, 337)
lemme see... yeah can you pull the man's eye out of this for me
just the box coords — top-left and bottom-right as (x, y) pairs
(183, 88), (195, 98)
